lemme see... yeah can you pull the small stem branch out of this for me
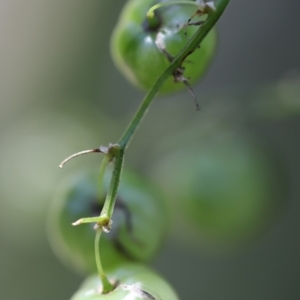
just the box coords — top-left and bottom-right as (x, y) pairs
(147, 1), (200, 19)
(59, 148), (102, 168)
(95, 227), (114, 293)
(70, 145), (123, 229)
(118, 0), (230, 150)
(72, 215), (109, 226)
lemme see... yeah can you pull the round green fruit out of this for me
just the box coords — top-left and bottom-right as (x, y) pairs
(71, 263), (178, 300)
(111, 0), (217, 93)
(153, 134), (287, 244)
(47, 169), (168, 274)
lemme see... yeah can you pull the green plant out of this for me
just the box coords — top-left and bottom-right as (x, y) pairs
(50, 0), (231, 297)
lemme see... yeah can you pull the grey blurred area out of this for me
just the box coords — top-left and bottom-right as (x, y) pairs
(0, 0), (300, 300)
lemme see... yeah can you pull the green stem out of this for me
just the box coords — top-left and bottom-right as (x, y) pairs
(147, 1), (200, 19)
(118, 0), (230, 150)
(100, 0), (231, 236)
(70, 0), (231, 227)
(95, 227), (114, 293)
(100, 147), (124, 221)
(70, 2), (230, 290)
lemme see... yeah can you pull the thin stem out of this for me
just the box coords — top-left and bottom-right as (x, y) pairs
(100, 148), (124, 221)
(95, 227), (114, 293)
(118, 0), (230, 150)
(147, 1), (200, 19)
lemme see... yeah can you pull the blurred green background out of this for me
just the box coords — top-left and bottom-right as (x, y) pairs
(1, 0), (300, 299)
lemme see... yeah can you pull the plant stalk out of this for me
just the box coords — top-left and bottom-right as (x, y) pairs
(94, 228), (114, 293)
(118, 0), (230, 150)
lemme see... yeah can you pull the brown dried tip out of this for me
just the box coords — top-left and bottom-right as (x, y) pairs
(183, 79), (200, 110)
(173, 67), (200, 111)
(59, 148), (102, 168)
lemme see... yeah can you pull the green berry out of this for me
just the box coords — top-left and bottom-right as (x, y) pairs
(153, 134), (287, 244)
(47, 169), (168, 274)
(111, 0), (217, 93)
(70, 263), (178, 300)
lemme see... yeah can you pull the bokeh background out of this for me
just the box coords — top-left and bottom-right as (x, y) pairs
(1, 0), (300, 299)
